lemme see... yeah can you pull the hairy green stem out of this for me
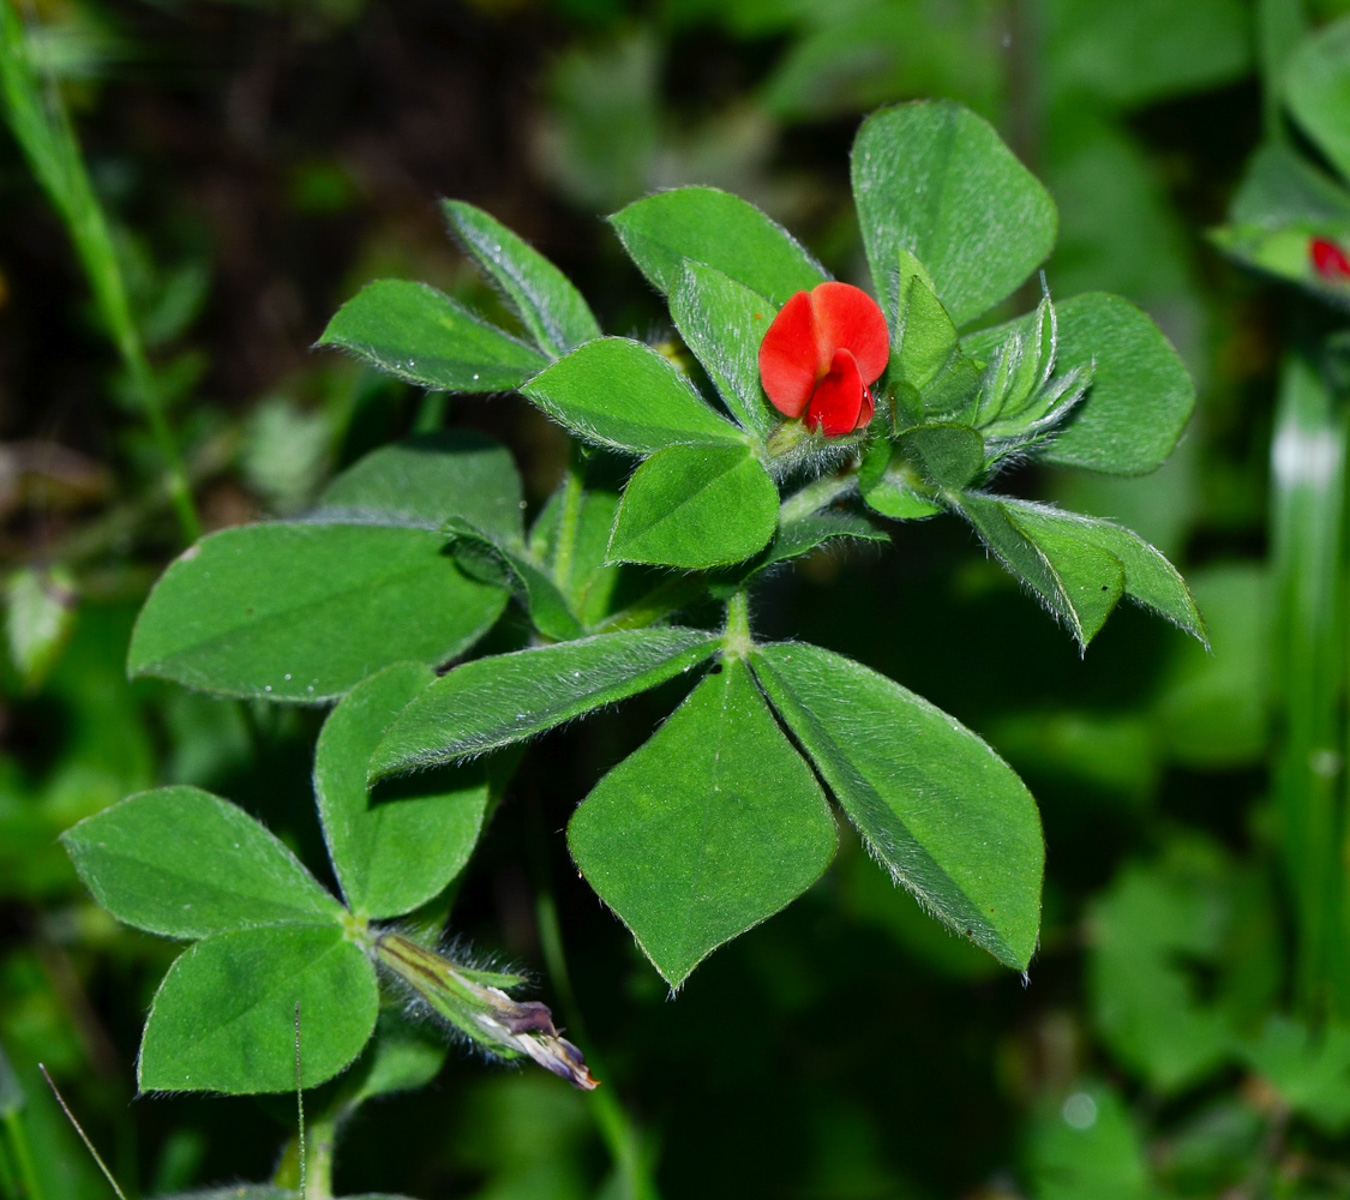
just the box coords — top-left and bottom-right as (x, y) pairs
(778, 468), (858, 525)
(303, 1112), (336, 1200)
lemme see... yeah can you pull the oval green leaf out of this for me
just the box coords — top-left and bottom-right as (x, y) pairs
(568, 658), (836, 987)
(315, 663), (489, 920)
(139, 924), (378, 1094)
(608, 444), (779, 570)
(317, 279), (546, 392)
(752, 642), (1044, 970)
(128, 523), (507, 702)
(62, 786), (339, 939)
(609, 186), (825, 305)
(852, 100), (1057, 328)
(1285, 16), (1350, 187)
(522, 337), (743, 454)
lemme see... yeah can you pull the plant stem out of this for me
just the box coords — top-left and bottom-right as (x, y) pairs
(1, 1112), (41, 1200)
(778, 467), (858, 525)
(303, 1112), (336, 1200)
(552, 446), (586, 594)
(0, 0), (199, 543)
(1269, 350), (1349, 1017)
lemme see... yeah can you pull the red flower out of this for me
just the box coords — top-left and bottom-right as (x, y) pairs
(758, 282), (889, 436)
(1311, 237), (1350, 282)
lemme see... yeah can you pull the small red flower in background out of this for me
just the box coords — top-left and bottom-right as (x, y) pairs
(1311, 237), (1350, 282)
(758, 282), (889, 436)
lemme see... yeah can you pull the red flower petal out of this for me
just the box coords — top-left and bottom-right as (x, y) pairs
(810, 282), (890, 384)
(758, 290), (824, 418)
(1312, 237), (1350, 281)
(806, 349), (868, 436)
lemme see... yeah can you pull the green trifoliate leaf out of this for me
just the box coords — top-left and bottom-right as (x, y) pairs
(139, 924), (378, 1094)
(668, 263), (780, 442)
(964, 292), (1193, 476)
(315, 663), (488, 920)
(62, 786), (340, 939)
(317, 431), (525, 543)
(129, 523), (507, 702)
(445, 518), (584, 642)
(852, 100), (1057, 328)
(317, 279), (547, 392)
(752, 642), (1044, 971)
(442, 199), (600, 358)
(370, 628), (719, 778)
(608, 444), (779, 570)
(955, 492), (1125, 650)
(609, 185), (826, 305)
(522, 337), (745, 454)
(569, 658), (836, 987)
(1285, 16), (1350, 187)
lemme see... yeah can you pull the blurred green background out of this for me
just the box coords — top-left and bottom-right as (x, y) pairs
(3, 0), (1350, 1196)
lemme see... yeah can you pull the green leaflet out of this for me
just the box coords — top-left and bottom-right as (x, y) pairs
(442, 199), (601, 358)
(370, 627), (720, 778)
(852, 100), (1057, 328)
(568, 658), (836, 986)
(522, 337), (745, 454)
(128, 523), (507, 702)
(138, 924), (378, 1094)
(752, 642), (1044, 970)
(668, 263), (781, 442)
(609, 185), (825, 305)
(956, 492), (1126, 650)
(317, 279), (547, 392)
(608, 444), (780, 569)
(1001, 498), (1207, 645)
(315, 663), (488, 920)
(62, 786), (340, 939)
